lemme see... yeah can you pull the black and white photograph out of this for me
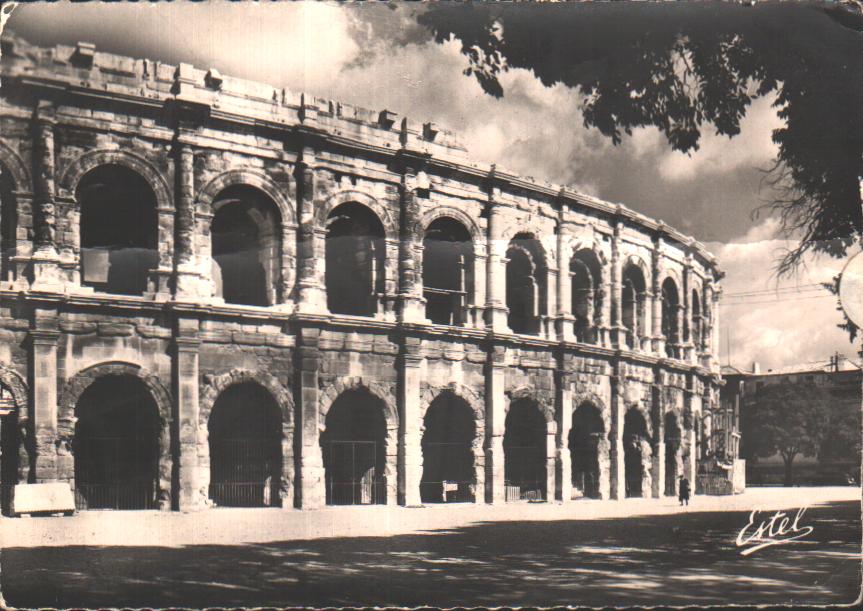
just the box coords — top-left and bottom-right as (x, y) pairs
(0, 0), (861, 608)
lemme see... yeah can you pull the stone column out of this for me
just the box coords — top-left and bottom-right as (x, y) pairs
(485, 194), (509, 332)
(31, 103), (62, 289)
(711, 286), (721, 369)
(173, 138), (200, 299)
(398, 336), (423, 506)
(485, 345), (507, 503)
(174, 324), (204, 510)
(610, 223), (624, 348)
(471, 244), (487, 329)
(398, 179), (425, 323)
(651, 238), (663, 355)
(650, 382), (665, 499)
(296, 327), (325, 508)
(682, 259), (693, 360)
(29, 323), (59, 482)
(295, 161), (328, 313)
(556, 367), (573, 502)
(609, 369), (626, 499)
(683, 388), (697, 487)
(556, 219), (575, 341)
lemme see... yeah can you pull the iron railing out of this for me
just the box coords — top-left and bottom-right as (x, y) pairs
(323, 440), (386, 505)
(505, 481), (546, 501)
(420, 480), (476, 503)
(209, 437), (280, 507)
(74, 480), (156, 510)
(572, 471), (600, 498)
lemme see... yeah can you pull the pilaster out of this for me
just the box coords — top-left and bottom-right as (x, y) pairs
(173, 323), (204, 510)
(556, 215), (575, 342)
(30, 102), (62, 290)
(609, 222), (624, 348)
(28, 319), (59, 482)
(555, 365), (573, 502)
(295, 160), (328, 313)
(609, 367), (626, 499)
(173, 136), (201, 299)
(484, 189), (509, 332)
(650, 382), (665, 499)
(485, 344), (507, 503)
(296, 326), (325, 508)
(397, 175), (426, 323)
(398, 336), (424, 505)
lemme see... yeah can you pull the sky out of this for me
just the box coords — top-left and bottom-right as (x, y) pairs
(4, 0), (859, 371)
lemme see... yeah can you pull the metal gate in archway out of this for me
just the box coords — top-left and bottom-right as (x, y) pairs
(324, 440), (385, 505)
(209, 437), (280, 507)
(74, 436), (157, 510)
(504, 445), (547, 501)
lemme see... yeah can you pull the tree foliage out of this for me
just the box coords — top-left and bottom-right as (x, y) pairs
(418, 1), (863, 275)
(744, 382), (832, 485)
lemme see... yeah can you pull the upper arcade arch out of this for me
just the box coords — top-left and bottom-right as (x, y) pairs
(196, 169), (296, 227)
(0, 140), (32, 194)
(317, 190), (398, 241)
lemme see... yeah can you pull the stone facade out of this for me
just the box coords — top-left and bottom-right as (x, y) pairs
(0, 34), (727, 512)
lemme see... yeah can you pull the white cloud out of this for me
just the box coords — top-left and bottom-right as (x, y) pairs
(658, 94), (782, 182)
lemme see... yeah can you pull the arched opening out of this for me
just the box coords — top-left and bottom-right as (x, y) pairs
(571, 250), (602, 344)
(691, 289), (702, 351)
(569, 402), (604, 499)
(0, 383), (20, 515)
(208, 382), (282, 507)
(623, 408), (649, 498)
(621, 264), (646, 350)
(664, 412), (681, 497)
(321, 390), (388, 505)
(662, 278), (681, 357)
(211, 185), (281, 307)
(77, 164), (158, 296)
(0, 163), (18, 281)
(423, 217), (473, 326)
(73, 376), (160, 510)
(326, 202), (386, 317)
(506, 234), (547, 335)
(420, 392), (476, 503)
(504, 399), (547, 501)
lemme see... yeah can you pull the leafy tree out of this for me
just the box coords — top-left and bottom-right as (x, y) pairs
(818, 385), (862, 466)
(418, 1), (863, 277)
(745, 382), (831, 486)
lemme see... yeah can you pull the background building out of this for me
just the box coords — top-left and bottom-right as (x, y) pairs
(724, 354), (861, 486)
(0, 34), (733, 513)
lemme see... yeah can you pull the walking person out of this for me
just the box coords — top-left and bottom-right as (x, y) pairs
(678, 476), (690, 506)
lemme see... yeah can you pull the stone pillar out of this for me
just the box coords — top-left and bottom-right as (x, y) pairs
(683, 388), (697, 487)
(398, 179), (425, 323)
(556, 367), (573, 502)
(471, 244), (487, 329)
(485, 194), (509, 332)
(296, 326), (325, 508)
(295, 161), (328, 313)
(173, 138), (199, 298)
(682, 259), (693, 360)
(485, 345), (507, 503)
(31, 103), (62, 289)
(650, 382), (665, 499)
(398, 336), (424, 506)
(610, 223), (624, 348)
(174, 325), (205, 510)
(651, 238), (663, 355)
(609, 369), (626, 499)
(29, 323), (59, 482)
(556, 219), (575, 342)
(711, 286), (721, 370)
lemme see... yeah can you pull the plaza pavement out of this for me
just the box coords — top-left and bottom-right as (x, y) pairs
(1, 485), (859, 548)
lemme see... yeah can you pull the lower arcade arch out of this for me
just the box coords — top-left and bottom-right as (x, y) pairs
(503, 399), (548, 501)
(420, 392), (476, 503)
(569, 402), (604, 499)
(623, 408), (651, 498)
(73, 375), (160, 510)
(0, 382), (23, 515)
(208, 382), (282, 507)
(664, 412), (682, 497)
(321, 390), (388, 505)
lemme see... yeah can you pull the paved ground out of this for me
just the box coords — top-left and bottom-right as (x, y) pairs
(1, 487), (860, 608)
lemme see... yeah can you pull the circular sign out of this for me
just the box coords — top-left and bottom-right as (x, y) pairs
(839, 250), (863, 328)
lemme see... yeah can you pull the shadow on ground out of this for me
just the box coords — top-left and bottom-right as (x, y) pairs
(2, 501), (860, 608)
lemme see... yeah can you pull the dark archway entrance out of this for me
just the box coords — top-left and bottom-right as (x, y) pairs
(664, 412), (681, 497)
(325, 202), (385, 317)
(321, 390), (388, 505)
(0, 383), (19, 515)
(208, 382), (282, 507)
(421, 393), (476, 503)
(211, 185), (281, 307)
(570, 402), (604, 499)
(506, 234), (547, 335)
(423, 217), (473, 326)
(0, 162), (18, 281)
(73, 376), (160, 510)
(77, 164), (158, 296)
(504, 399), (547, 501)
(623, 408), (650, 498)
